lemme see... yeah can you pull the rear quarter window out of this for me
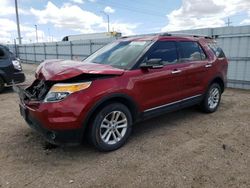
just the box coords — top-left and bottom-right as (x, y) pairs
(208, 43), (225, 58)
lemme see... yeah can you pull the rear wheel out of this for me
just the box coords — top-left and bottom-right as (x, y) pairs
(0, 77), (5, 93)
(88, 103), (132, 151)
(200, 83), (221, 113)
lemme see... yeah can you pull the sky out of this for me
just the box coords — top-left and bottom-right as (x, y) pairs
(0, 0), (250, 44)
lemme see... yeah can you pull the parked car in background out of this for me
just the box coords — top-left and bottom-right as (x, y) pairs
(0, 45), (25, 93)
(17, 34), (228, 151)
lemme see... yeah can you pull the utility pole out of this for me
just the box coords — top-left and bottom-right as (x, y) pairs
(48, 28), (51, 42)
(107, 13), (110, 32)
(14, 39), (17, 57)
(35, 25), (38, 43)
(226, 18), (232, 27)
(101, 11), (110, 32)
(15, 0), (22, 44)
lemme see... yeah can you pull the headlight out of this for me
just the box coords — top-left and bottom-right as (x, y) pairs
(12, 59), (22, 71)
(44, 82), (91, 102)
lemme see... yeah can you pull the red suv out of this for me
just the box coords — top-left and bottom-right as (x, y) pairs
(17, 34), (228, 151)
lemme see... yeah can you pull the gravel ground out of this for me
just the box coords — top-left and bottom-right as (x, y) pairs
(0, 63), (249, 188)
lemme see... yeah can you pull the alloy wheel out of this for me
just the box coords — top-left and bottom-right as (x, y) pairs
(208, 87), (220, 109)
(100, 111), (128, 145)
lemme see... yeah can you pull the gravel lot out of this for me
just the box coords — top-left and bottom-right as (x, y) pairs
(0, 63), (250, 188)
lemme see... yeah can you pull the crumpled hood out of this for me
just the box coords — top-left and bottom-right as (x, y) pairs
(35, 59), (125, 81)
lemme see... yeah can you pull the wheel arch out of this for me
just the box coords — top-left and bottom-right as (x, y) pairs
(81, 93), (140, 135)
(209, 76), (225, 93)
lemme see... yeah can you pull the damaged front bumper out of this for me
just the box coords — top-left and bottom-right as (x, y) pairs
(14, 83), (84, 145)
(19, 103), (82, 145)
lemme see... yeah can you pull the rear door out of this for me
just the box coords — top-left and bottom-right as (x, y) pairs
(176, 41), (210, 99)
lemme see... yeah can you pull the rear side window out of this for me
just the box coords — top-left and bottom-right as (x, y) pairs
(178, 41), (206, 61)
(208, 43), (225, 58)
(147, 41), (178, 64)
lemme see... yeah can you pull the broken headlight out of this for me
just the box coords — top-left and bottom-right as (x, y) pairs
(44, 82), (91, 102)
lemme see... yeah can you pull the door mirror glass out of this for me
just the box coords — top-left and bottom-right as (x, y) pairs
(140, 58), (163, 69)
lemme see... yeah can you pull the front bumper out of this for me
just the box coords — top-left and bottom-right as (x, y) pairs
(6, 72), (25, 85)
(15, 82), (95, 145)
(19, 103), (83, 145)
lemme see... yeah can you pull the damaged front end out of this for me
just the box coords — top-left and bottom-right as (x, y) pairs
(14, 59), (125, 146)
(14, 59), (125, 102)
(14, 79), (54, 102)
(14, 78), (87, 145)
(14, 73), (115, 103)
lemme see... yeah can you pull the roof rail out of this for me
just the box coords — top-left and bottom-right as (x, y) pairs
(160, 32), (213, 39)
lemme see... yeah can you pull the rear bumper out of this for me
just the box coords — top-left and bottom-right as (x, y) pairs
(19, 103), (83, 145)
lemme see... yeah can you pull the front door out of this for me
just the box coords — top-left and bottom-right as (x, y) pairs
(131, 41), (184, 112)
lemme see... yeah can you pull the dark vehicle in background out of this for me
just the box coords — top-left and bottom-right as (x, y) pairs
(0, 45), (25, 93)
(17, 34), (228, 151)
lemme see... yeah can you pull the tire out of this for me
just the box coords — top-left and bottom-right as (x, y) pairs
(88, 103), (132, 152)
(0, 77), (5, 93)
(200, 83), (222, 113)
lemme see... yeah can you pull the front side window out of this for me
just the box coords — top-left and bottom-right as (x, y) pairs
(178, 41), (205, 61)
(84, 40), (151, 69)
(199, 45), (207, 60)
(146, 41), (178, 65)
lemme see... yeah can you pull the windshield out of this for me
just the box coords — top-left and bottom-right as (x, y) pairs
(84, 40), (151, 69)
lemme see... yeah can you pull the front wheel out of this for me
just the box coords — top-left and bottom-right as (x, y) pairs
(88, 103), (132, 151)
(200, 83), (222, 113)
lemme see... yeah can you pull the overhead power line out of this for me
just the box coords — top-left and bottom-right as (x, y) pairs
(95, 0), (166, 18)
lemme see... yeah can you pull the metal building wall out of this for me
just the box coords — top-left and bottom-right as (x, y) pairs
(16, 38), (115, 63)
(14, 25), (250, 89)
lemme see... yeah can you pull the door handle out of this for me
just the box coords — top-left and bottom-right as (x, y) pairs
(205, 64), (212, 68)
(171, 69), (182, 74)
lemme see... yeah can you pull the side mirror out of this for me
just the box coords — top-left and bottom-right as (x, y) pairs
(140, 58), (163, 69)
